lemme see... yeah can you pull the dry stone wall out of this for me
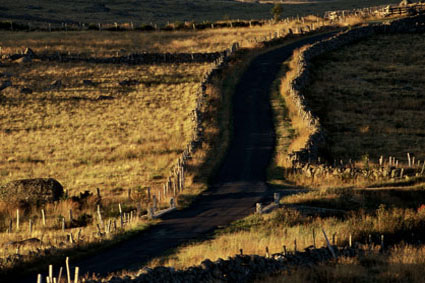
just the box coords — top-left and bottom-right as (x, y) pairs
(86, 246), (362, 283)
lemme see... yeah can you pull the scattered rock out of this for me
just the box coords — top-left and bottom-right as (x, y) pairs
(14, 56), (32, 64)
(9, 54), (22, 61)
(0, 178), (64, 207)
(83, 79), (98, 87)
(24, 48), (37, 58)
(4, 238), (41, 247)
(0, 80), (12, 91)
(21, 87), (33, 94)
(0, 72), (12, 78)
(97, 95), (114, 100)
(46, 80), (62, 90)
(119, 79), (139, 87)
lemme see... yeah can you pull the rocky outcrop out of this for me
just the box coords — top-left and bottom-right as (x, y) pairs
(0, 178), (64, 206)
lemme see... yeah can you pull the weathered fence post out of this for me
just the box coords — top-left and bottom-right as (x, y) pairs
(153, 195), (158, 212)
(69, 209), (73, 223)
(74, 266), (79, 283)
(274, 193), (280, 204)
(16, 209), (19, 231)
(256, 203), (262, 214)
(97, 205), (103, 227)
(407, 153), (411, 167)
(42, 209), (46, 226)
(322, 229), (337, 259)
(66, 257), (71, 283)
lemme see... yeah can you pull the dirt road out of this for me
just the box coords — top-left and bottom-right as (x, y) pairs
(19, 31), (337, 282)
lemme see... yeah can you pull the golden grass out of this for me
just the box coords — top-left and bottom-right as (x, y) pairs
(146, 202), (425, 270)
(0, 52), (215, 272)
(0, 61), (213, 197)
(0, 17), (333, 56)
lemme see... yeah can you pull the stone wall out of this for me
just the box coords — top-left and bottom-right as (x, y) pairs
(86, 246), (362, 283)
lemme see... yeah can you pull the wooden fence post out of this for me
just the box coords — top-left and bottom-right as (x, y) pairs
(322, 229), (337, 259)
(69, 209), (73, 223)
(97, 205), (103, 227)
(16, 209), (19, 231)
(407, 153), (411, 167)
(274, 193), (280, 204)
(256, 203), (262, 214)
(152, 195), (157, 212)
(42, 209), (46, 226)
(74, 266), (79, 283)
(58, 267), (63, 283)
(66, 257), (71, 283)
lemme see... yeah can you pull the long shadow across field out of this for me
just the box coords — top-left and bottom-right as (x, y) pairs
(20, 31), (337, 281)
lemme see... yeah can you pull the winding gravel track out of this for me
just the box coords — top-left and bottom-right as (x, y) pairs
(20, 31), (337, 282)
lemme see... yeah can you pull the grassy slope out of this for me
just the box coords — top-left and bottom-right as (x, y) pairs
(304, 33), (425, 162)
(0, 0), (400, 25)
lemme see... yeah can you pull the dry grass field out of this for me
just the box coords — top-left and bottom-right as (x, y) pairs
(0, 16), (331, 56)
(303, 33), (425, 163)
(0, 36), (217, 273)
(0, 60), (213, 198)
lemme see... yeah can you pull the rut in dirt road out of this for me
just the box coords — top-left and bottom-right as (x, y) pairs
(18, 32), (337, 282)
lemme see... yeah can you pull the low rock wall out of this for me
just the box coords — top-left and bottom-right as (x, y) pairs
(87, 246), (362, 283)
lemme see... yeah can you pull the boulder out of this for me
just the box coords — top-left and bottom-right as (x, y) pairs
(0, 80), (12, 92)
(24, 48), (36, 58)
(14, 56), (32, 64)
(21, 87), (33, 94)
(0, 178), (64, 206)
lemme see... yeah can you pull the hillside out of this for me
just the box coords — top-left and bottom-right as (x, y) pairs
(0, 0), (400, 25)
